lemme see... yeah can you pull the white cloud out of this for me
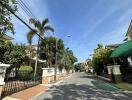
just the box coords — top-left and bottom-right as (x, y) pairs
(27, 0), (49, 18)
(118, 8), (132, 23)
(100, 23), (129, 45)
(87, 6), (120, 33)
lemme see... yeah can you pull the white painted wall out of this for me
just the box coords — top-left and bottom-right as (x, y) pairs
(42, 68), (67, 77)
(0, 63), (10, 85)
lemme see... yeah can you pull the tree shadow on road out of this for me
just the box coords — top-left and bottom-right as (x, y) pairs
(42, 83), (131, 100)
(79, 74), (98, 80)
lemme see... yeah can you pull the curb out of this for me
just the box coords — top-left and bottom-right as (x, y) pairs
(123, 91), (132, 94)
(32, 73), (73, 100)
(2, 96), (21, 100)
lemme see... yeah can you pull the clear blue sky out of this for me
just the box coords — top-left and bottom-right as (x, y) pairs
(8, 0), (132, 62)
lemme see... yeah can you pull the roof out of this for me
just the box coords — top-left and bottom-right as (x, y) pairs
(32, 57), (46, 63)
(124, 38), (127, 41)
(111, 40), (132, 58)
(0, 34), (13, 40)
(25, 45), (38, 50)
(105, 44), (120, 50)
(125, 20), (132, 36)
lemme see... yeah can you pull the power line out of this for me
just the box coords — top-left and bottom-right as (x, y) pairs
(19, 0), (36, 18)
(17, 1), (32, 18)
(16, 0), (50, 37)
(16, 11), (29, 22)
(17, 0), (35, 18)
(0, 1), (44, 40)
(22, 0), (36, 18)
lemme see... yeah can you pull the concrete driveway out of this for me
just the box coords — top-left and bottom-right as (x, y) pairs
(32, 72), (132, 100)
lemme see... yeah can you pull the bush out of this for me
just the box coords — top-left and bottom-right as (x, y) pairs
(19, 65), (33, 71)
(18, 66), (33, 79)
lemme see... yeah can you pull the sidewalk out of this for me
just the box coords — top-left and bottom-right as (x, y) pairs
(3, 84), (48, 100)
(3, 74), (72, 100)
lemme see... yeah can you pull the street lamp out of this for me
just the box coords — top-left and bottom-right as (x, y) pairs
(55, 38), (58, 80)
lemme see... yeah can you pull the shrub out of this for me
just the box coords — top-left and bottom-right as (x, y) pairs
(18, 66), (33, 79)
(19, 65), (33, 71)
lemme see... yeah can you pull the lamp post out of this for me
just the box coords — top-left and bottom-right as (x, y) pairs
(55, 38), (58, 81)
(64, 35), (71, 73)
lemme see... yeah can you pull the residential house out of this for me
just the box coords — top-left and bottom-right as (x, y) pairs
(25, 45), (46, 68)
(105, 44), (120, 51)
(124, 20), (132, 66)
(124, 20), (132, 41)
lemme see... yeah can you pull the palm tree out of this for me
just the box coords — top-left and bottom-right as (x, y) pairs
(27, 18), (54, 80)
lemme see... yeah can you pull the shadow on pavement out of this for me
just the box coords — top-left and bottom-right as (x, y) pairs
(79, 74), (98, 80)
(42, 84), (131, 100)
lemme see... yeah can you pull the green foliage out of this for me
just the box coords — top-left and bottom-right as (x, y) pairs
(92, 44), (112, 75)
(26, 18), (54, 66)
(85, 58), (93, 68)
(19, 65), (33, 72)
(0, 40), (27, 67)
(64, 48), (78, 70)
(27, 18), (54, 45)
(39, 36), (65, 67)
(74, 63), (85, 72)
(18, 65), (33, 78)
(0, 0), (17, 35)
(39, 36), (78, 70)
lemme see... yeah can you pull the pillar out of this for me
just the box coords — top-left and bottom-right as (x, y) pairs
(107, 65), (113, 82)
(42, 68), (55, 85)
(112, 65), (122, 83)
(0, 63), (10, 99)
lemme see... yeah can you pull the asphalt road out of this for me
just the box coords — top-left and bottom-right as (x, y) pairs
(33, 72), (132, 100)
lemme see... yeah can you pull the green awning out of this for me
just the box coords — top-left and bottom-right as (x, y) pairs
(110, 40), (132, 58)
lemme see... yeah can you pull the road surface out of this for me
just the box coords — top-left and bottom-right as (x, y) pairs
(33, 72), (132, 100)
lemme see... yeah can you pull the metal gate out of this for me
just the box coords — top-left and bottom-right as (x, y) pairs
(1, 68), (42, 99)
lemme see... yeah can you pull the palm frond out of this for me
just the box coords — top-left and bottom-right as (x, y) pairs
(27, 29), (37, 44)
(44, 25), (54, 33)
(29, 18), (41, 29)
(42, 18), (49, 27)
(29, 18), (37, 25)
(35, 20), (42, 29)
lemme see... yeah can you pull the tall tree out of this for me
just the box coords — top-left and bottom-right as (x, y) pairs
(64, 48), (78, 71)
(0, 0), (17, 35)
(92, 44), (112, 75)
(26, 18), (54, 79)
(39, 36), (65, 69)
(39, 36), (78, 71)
(0, 40), (27, 68)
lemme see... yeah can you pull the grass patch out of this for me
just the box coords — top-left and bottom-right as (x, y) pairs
(114, 83), (132, 91)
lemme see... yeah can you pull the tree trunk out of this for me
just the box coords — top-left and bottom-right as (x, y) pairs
(34, 37), (40, 81)
(29, 44), (32, 66)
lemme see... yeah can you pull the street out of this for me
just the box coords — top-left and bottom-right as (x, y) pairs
(33, 72), (132, 100)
